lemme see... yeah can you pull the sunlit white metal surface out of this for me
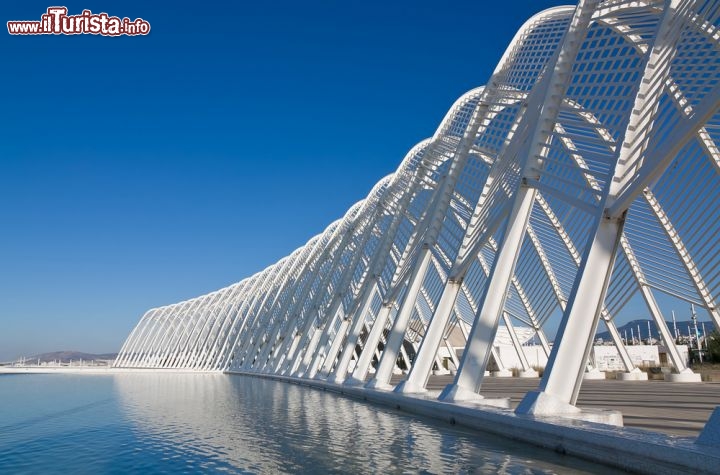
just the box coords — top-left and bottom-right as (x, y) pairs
(116, 0), (720, 447)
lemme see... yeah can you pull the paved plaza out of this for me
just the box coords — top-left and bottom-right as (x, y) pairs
(417, 374), (720, 437)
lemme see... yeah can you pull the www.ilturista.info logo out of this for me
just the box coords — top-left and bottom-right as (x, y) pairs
(7, 7), (150, 36)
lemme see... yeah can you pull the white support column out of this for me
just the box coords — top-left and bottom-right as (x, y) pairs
(517, 0), (693, 417)
(614, 233), (692, 379)
(517, 215), (625, 415)
(317, 315), (350, 378)
(221, 273), (281, 371)
(304, 309), (341, 378)
(205, 286), (250, 370)
(638, 283), (700, 382)
(273, 315), (316, 373)
(345, 305), (392, 385)
(259, 306), (301, 372)
(234, 280), (286, 370)
(282, 319), (315, 375)
(274, 331), (300, 372)
(304, 219), (379, 377)
(395, 280), (461, 393)
(289, 225), (363, 375)
(601, 316), (642, 379)
(307, 312), (346, 379)
(440, 187), (536, 402)
(444, 339), (459, 371)
(644, 189), (720, 333)
(292, 326), (322, 376)
(502, 312), (538, 377)
(490, 346), (507, 376)
(255, 319), (285, 371)
(532, 196), (636, 378)
(267, 317), (301, 372)
(328, 283), (378, 383)
(365, 248), (432, 389)
(241, 308), (278, 370)
(398, 343), (411, 373)
(438, 0), (600, 401)
(267, 324), (293, 368)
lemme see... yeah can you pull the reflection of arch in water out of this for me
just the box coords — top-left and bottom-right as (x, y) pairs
(114, 373), (287, 472)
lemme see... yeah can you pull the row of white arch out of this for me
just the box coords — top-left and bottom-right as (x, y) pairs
(116, 0), (720, 442)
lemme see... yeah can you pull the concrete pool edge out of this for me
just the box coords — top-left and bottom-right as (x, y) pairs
(228, 370), (719, 475)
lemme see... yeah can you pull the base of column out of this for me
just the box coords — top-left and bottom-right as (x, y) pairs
(364, 378), (394, 391)
(326, 372), (348, 385)
(518, 369), (540, 378)
(697, 407), (720, 447)
(393, 379), (427, 394)
(516, 390), (623, 427)
(582, 368), (606, 380)
(432, 368), (451, 376)
(491, 369), (513, 377)
(343, 377), (365, 387)
(664, 368), (702, 382)
(438, 384), (510, 408)
(616, 368), (648, 381)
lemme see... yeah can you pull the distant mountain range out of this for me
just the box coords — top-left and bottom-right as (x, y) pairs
(28, 351), (118, 363)
(596, 318), (714, 342)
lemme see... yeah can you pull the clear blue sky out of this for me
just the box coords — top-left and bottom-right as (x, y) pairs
(0, 0), (604, 360)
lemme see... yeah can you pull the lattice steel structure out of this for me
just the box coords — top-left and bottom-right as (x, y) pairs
(116, 0), (720, 438)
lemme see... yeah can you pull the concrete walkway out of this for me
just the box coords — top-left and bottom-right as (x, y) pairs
(416, 374), (720, 437)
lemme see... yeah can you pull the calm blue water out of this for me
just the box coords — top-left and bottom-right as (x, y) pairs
(0, 374), (619, 474)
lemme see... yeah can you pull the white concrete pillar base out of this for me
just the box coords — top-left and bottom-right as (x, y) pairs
(516, 390), (623, 427)
(392, 367), (403, 375)
(433, 368), (450, 376)
(343, 377), (365, 387)
(583, 368), (606, 380)
(491, 369), (513, 377)
(327, 373), (348, 385)
(664, 368), (702, 382)
(697, 406), (720, 448)
(616, 369), (648, 381)
(393, 379), (427, 394)
(438, 384), (510, 408)
(517, 369), (540, 378)
(364, 378), (394, 391)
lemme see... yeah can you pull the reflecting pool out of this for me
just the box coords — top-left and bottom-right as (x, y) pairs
(0, 373), (621, 473)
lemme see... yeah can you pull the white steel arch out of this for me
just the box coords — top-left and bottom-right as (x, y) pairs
(115, 0), (720, 446)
